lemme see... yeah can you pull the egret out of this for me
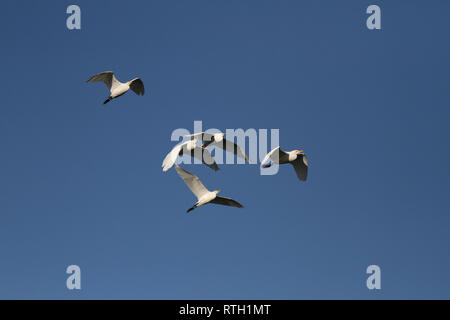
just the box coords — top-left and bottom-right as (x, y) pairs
(162, 139), (219, 172)
(261, 146), (308, 181)
(175, 165), (244, 213)
(87, 71), (144, 104)
(185, 132), (250, 162)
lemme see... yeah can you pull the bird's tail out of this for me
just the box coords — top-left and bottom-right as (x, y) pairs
(103, 97), (112, 104)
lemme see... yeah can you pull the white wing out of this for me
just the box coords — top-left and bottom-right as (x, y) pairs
(260, 146), (290, 167)
(175, 165), (210, 199)
(261, 146), (280, 167)
(162, 143), (184, 172)
(86, 71), (122, 92)
(129, 78), (145, 96)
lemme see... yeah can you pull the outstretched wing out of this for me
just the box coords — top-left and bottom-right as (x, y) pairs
(187, 147), (219, 171)
(261, 146), (285, 167)
(175, 165), (210, 199)
(291, 154), (308, 181)
(129, 78), (145, 96)
(210, 196), (244, 208)
(162, 143), (183, 172)
(86, 71), (121, 92)
(212, 139), (250, 163)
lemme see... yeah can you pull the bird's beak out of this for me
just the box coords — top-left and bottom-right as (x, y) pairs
(297, 150), (304, 154)
(215, 190), (221, 194)
(221, 133), (226, 136)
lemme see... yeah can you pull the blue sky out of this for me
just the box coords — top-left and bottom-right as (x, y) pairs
(0, 1), (449, 299)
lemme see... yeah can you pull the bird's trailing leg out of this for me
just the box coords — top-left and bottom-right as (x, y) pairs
(187, 204), (197, 213)
(103, 97), (112, 104)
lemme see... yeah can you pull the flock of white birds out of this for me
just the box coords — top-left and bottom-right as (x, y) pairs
(87, 71), (308, 213)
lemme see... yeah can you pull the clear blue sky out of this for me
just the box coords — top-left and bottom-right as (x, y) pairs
(0, 1), (449, 299)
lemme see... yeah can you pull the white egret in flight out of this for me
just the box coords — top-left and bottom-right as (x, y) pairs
(185, 132), (250, 163)
(175, 165), (244, 213)
(87, 71), (144, 104)
(162, 139), (219, 172)
(261, 146), (308, 181)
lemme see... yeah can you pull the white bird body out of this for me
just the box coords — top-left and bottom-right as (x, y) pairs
(110, 82), (131, 99)
(162, 139), (219, 172)
(261, 146), (308, 181)
(197, 191), (218, 206)
(175, 165), (243, 213)
(184, 139), (198, 151)
(87, 72), (145, 104)
(282, 150), (300, 163)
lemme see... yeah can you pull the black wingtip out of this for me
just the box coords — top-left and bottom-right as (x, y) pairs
(103, 98), (111, 104)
